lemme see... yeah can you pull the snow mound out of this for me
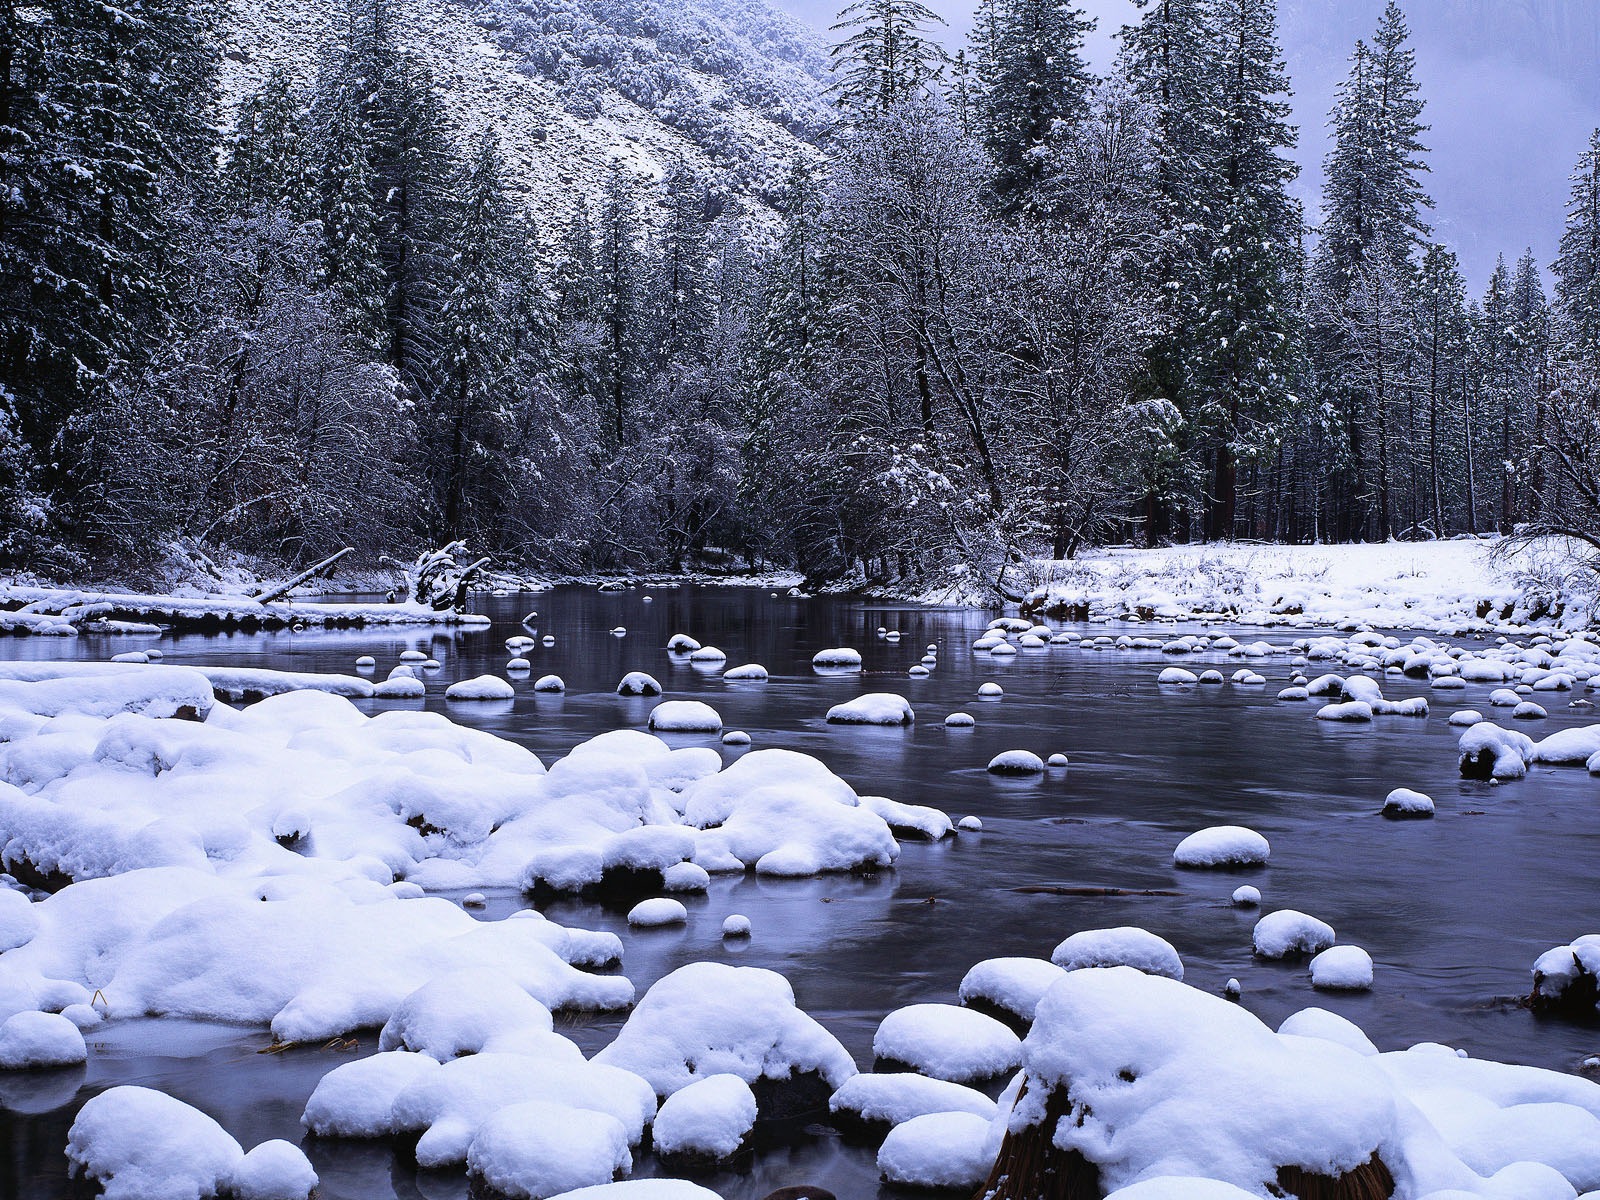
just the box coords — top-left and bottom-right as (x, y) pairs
(1157, 668), (1198, 685)
(228, 1140), (317, 1200)
(544, 1184), (721, 1200)
(616, 672), (662, 696)
(722, 664), (769, 681)
(594, 963), (856, 1104)
(860, 795), (952, 841)
(533, 674), (566, 693)
(1459, 722), (1534, 780)
(877, 1110), (992, 1189)
(811, 647), (862, 669)
(377, 969), (554, 1060)
(872, 1003), (1022, 1084)
(66, 1086), (243, 1200)
(828, 1072), (996, 1139)
(1053, 927), (1184, 981)
(945, 712), (976, 727)
(0, 888), (39, 952)
(1316, 700), (1374, 722)
(627, 898), (688, 927)
(958, 957), (1068, 1028)
(1531, 725), (1600, 765)
(392, 1050), (656, 1166)
(647, 701), (722, 733)
(1310, 946), (1375, 991)
(1383, 788), (1435, 819)
(466, 1100), (631, 1199)
(446, 675), (516, 701)
(0, 1010), (87, 1069)
(826, 693), (914, 725)
(988, 750), (1045, 775)
(302, 1051), (443, 1138)
(1253, 910), (1336, 959)
(653, 1073), (757, 1165)
(1172, 826), (1270, 869)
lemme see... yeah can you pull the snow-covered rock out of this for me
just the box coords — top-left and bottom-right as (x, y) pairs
(593, 963), (855, 1109)
(466, 1101), (631, 1198)
(627, 898), (688, 927)
(958, 957), (1067, 1029)
(826, 693), (914, 725)
(0, 1010), (87, 1069)
(446, 675), (516, 701)
(1310, 946), (1375, 991)
(647, 701), (722, 733)
(1382, 788), (1435, 819)
(988, 750), (1045, 775)
(616, 672), (662, 696)
(1172, 826), (1270, 869)
(1459, 722), (1535, 780)
(1253, 910), (1336, 959)
(227, 1141), (317, 1200)
(722, 664), (769, 681)
(811, 647), (862, 669)
(827, 1072), (996, 1141)
(66, 1086), (243, 1200)
(872, 1003), (1021, 1084)
(876, 1110), (992, 1190)
(1052, 927), (1184, 981)
(652, 1074), (757, 1166)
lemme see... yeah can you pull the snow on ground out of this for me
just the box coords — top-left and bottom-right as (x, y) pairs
(1018, 539), (1595, 631)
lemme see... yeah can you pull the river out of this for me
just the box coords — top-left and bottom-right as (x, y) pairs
(1, 585), (1597, 1198)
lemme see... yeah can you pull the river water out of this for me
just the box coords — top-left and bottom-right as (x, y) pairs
(1, 585), (1597, 1199)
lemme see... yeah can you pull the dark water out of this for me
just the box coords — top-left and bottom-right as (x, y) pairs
(3, 585), (1599, 1198)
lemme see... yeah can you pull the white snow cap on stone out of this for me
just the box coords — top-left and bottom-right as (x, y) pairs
(1253, 910), (1336, 959)
(1310, 946), (1375, 991)
(877, 1110), (992, 1189)
(617, 672), (662, 696)
(873, 1003), (1022, 1084)
(1173, 826), (1270, 869)
(811, 647), (862, 668)
(722, 663), (769, 681)
(826, 692), (914, 725)
(647, 701), (722, 733)
(829, 1071), (997, 1129)
(0, 1010), (86, 1069)
(446, 675), (516, 701)
(627, 897), (688, 928)
(988, 750), (1045, 775)
(652, 1073), (758, 1161)
(228, 1140), (317, 1200)
(958, 957), (1068, 1026)
(466, 1100), (631, 1198)
(593, 962), (856, 1098)
(67, 1086), (244, 1200)
(1053, 927), (1184, 981)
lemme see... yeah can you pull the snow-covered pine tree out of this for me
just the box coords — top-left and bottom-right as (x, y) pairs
(594, 163), (645, 449)
(828, 0), (948, 119)
(1117, 0), (1217, 541)
(1191, 0), (1301, 540)
(1413, 243), (1468, 536)
(976, 0), (1096, 216)
(1311, 0), (1432, 541)
(309, 65), (389, 352)
(1554, 130), (1600, 357)
(433, 132), (512, 538)
(225, 68), (315, 219)
(650, 161), (713, 377)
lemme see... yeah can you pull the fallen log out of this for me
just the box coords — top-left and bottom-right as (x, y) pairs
(253, 548), (354, 604)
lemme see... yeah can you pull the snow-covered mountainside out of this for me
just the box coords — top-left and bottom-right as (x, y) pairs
(220, 0), (833, 230)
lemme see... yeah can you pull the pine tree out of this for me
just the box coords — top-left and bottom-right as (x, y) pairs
(1192, 0), (1301, 539)
(651, 161), (712, 375)
(1554, 130), (1600, 357)
(1414, 244), (1467, 535)
(1310, 1), (1432, 540)
(225, 68), (314, 218)
(1117, 0), (1216, 540)
(828, 0), (948, 119)
(434, 133), (511, 537)
(310, 70), (389, 350)
(594, 163), (643, 449)
(977, 0), (1096, 214)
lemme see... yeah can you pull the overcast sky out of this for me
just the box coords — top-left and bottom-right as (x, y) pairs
(780, 0), (1600, 291)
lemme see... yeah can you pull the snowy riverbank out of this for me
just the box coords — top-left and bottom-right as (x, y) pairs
(1008, 539), (1598, 632)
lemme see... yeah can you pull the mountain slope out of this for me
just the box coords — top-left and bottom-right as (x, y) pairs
(220, 0), (833, 232)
